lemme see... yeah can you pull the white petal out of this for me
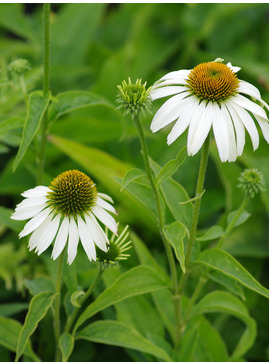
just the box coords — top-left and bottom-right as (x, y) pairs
(98, 193), (114, 204)
(150, 86), (188, 101)
(238, 80), (261, 100)
(153, 78), (189, 88)
(21, 186), (50, 198)
(224, 102), (245, 156)
(212, 103), (230, 162)
(231, 94), (267, 119)
(28, 213), (54, 251)
(11, 202), (48, 221)
(227, 100), (259, 150)
(67, 217), (79, 265)
(77, 216), (96, 261)
(35, 214), (61, 255)
(15, 195), (48, 210)
(220, 105), (237, 162)
(187, 100), (213, 156)
(96, 197), (116, 214)
(51, 217), (69, 260)
(150, 91), (190, 132)
(167, 96), (200, 145)
(155, 69), (190, 83)
(92, 205), (118, 235)
(254, 115), (269, 143)
(19, 207), (52, 238)
(84, 213), (108, 252)
(226, 62), (241, 73)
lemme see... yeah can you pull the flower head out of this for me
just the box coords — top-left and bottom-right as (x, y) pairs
(8, 59), (31, 75)
(11, 170), (118, 265)
(237, 168), (265, 198)
(116, 78), (152, 118)
(150, 58), (269, 162)
(96, 225), (132, 267)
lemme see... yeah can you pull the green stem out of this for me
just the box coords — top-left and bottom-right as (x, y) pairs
(19, 75), (28, 106)
(65, 266), (104, 335)
(177, 137), (210, 306)
(54, 252), (65, 362)
(36, 3), (50, 185)
(217, 195), (249, 249)
(132, 114), (180, 345)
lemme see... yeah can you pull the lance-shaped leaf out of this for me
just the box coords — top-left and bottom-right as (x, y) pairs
(163, 221), (186, 273)
(13, 91), (50, 172)
(59, 333), (74, 362)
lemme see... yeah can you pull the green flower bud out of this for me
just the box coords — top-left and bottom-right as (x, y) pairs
(237, 168), (265, 198)
(116, 78), (152, 118)
(96, 225), (132, 268)
(8, 59), (31, 75)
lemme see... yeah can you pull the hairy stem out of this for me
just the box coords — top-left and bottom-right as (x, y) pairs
(54, 252), (65, 362)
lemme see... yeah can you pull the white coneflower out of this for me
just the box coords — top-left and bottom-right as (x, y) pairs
(11, 170), (118, 264)
(150, 58), (269, 162)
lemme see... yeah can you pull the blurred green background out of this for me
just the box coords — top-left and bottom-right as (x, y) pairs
(1, 3), (269, 361)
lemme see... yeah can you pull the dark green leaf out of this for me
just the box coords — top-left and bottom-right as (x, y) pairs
(24, 277), (55, 296)
(197, 225), (225, 241)
(163, 221), (186, 273)
(59, 333), (74, 362)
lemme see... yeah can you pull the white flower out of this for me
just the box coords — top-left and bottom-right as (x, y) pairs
(11, 170), (118, 265)
(150, 59), (269, 162)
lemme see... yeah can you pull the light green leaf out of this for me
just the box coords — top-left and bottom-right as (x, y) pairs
(76, 320), (172, 362)
(156, 146), (187, 186)
(48, 90), (108, 122)
(176, 322), (200, 361)
(59, 333), (74, 362)
(197, 225), (225, 241)
(208, 270), (245, 300)
(120, 168), (146, 191)
(0, 116), (24, 133)
(24, 277), (55, 296)
(75, 265), (167, 331)
(0, 316), (40, 361)
(196, 248), (269, 299)
(70, 290), (85, 308)
(163, 221), (186, 273)
(191, 291), (256, 359)
(12, 91), (51, 172)
(15, 291), (55, 362)
(227, 209), (251, 228)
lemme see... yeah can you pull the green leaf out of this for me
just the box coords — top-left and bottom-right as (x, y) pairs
(75, 265), (167, 331)
(59, 333), (74, 362)
(15, 291), (55, 361)
(176, 322), (200, 361)
(163, 221), (186, 273)
(0, 116), (24, 133)
(196, 248), (269, 299)
(197, 225), (225, 241)
(70, 290), (85, 308)
(48, 90), (109, 122)
(24, 277), (55, 296)
(12, 91), (50, 172)
(120, 168), (146, 191)
(156, 146), (187, 186)
(227, 209), (251, 228)
(0, 316), (40, 361)
(62, 259), (78, 293)
(76, 320), (172, 362)
(0, 303), (28, 317)
(191, 291), (256, 359)
(0, 206), (24, 232)
(208, 270), (245, 300)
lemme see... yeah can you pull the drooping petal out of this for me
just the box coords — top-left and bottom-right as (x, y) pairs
(167, 96), (200, 145)
(21, 186), (50, 198)
(67, 217), (79, 265)
(154, 69), (190, 84)
(253, 115), (269, 143)
(35, 214), (61, 255)
(96, 196), (116, 214)
(212, 103), (230, 162)
(51, 216), (69, 260)
(28, 213), (54, 251)
(150, 91), (190, 133)
(92, 205), (118, 235)
(150, 86), (188, 101)
(187, 100), (213, 156)
(238, 80), (262, 100)
(19, 207), (52, 238)
(77, 215), (96, 261)
(84, 213), (108, 252)
(231, 94), (267, 119)
(11, 202), (48, 221)
(97, 193), (114, 204)
(227, 100), (259, 150)
(224, 102), (245, 156)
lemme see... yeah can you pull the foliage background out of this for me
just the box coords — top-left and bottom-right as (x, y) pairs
(0, 2), (269, 361)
